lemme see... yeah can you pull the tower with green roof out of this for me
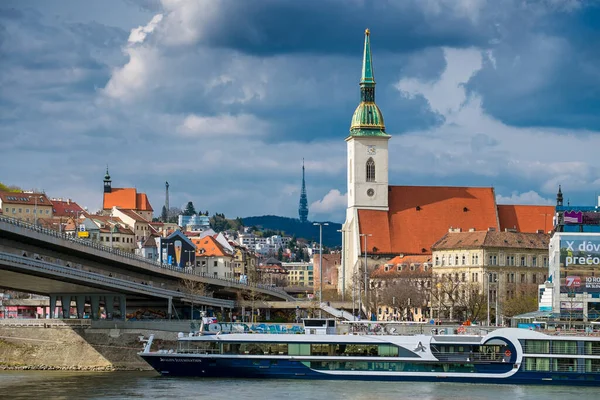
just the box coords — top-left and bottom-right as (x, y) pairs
(346, 29), (390, 212)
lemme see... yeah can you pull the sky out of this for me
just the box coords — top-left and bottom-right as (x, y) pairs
(2, 0), (600, 223)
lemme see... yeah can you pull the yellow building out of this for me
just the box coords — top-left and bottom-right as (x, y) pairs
(0, 192), (53, 224)
(431, 229), (549, 325)
(282, 262), (314, 287)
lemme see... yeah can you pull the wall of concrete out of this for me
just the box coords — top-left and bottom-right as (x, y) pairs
(0, 326), (177, 371)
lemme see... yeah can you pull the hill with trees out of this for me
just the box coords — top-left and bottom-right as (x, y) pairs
(242, 215), (342, 247)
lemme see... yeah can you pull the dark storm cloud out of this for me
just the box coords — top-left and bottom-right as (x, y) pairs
(190, 0), (495, 56)
(468, 3), (600, 130)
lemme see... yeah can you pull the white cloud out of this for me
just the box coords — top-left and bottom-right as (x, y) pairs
(128, 14), (163, 44)
(391, 46), (600, 198)
(176, 113), (270, 137)
(310, 190), (347, 214)
(103, 46), (160, 100)
(496, 191), (554, 205)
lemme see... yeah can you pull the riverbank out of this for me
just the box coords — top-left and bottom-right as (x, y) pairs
(0, 326), (177, 371)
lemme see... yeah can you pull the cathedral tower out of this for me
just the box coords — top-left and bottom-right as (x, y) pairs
(103, 167), (112, 194)
(299, 159), (309, 223)
(346, 29), (390, 211)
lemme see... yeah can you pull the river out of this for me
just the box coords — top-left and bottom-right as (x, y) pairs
(0, 371), (596, 399)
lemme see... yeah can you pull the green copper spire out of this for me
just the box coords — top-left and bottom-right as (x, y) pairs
(350, 29), (388, 137)
(361, 28), (374, 85)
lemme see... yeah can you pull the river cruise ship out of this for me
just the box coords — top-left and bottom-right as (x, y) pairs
(139, 319), (600, 385)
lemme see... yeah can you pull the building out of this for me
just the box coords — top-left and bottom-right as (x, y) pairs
(340, 29), (555, 295)
(50, 198), (85, 218)
(431, 230), (549, 324)
(370, 255), (432, 322)
(111, 207), (153, 242)
(232, 245), (258, 283)
(547, 189), (600, 320)
(282, 262), (314, 288)
(257, 258), (289, 287)
(102, 168), (153, 221)
(160, 231), (197, 269)
(191, 235), (234, 278)
(312, 253), (340, 294)
(0, 192), (53, 223)
(178, 214), (211, 231)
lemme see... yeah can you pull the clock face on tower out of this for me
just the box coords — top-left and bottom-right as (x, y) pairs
(367, 145), (376, 155)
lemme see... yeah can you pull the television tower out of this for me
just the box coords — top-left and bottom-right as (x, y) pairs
(298, 159), (309, 223)
(165, 181), (170, 213)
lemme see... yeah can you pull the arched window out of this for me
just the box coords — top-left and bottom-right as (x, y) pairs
(366, 157), (375, 182)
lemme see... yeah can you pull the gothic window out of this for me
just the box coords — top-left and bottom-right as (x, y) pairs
(366, 158), (375, 182)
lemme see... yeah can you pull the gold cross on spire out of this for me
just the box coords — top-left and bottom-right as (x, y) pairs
(365, 28), (370, 36)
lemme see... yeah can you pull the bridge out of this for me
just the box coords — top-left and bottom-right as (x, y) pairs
(0, 216), (295, 319)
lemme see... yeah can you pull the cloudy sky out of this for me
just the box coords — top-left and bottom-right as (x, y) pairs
(2, 0), (600, 223)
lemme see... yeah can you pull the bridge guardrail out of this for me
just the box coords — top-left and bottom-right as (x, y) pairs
(0, 216), (293, 300)
(0, 252), (234, 308)
(0, 318), (91, 328)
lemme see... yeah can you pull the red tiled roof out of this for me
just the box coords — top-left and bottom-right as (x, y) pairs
(359, 186), (499, 255)
(191, 236), (228, 257)
(0, 192), (51, 206)
(51, 199), (85, 217)
(497, 205), (554, 233)
(103, 188), (153, 211)
(432, 231), (549, 250)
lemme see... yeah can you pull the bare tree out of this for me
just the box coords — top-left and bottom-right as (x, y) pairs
(430, 274), (462, 322)
(179, 278), (212, 319)
(454, 283), (487, 323)
(501, 283), (539, 320)
(237, 288), (267, 323)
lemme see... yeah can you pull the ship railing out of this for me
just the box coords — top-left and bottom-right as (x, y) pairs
(176, 349), (220, 355)
(434, 353), (503, 362)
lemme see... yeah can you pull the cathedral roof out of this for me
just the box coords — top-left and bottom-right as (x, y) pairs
(357, 186), (555, 256)
(349, 29), (388, 137)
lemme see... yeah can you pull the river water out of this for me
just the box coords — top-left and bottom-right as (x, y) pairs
(0, 371), (596, 400)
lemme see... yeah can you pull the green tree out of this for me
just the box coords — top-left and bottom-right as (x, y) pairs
(183, 201), (197, 216)
(161, 205), (168, 222)
(0, 182), (21, 192)
(277, 247), (284, 261)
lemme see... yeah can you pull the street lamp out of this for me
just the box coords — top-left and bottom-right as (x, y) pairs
(184, 250), (194, 269)
(337, 228), (345, 301)
(314, 222), (329, 317)
(359, 233), (372, 320)
(30, 195), (43, 226)
(484, 271), (496, 327)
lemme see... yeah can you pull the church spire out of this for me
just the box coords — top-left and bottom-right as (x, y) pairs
(103, 166), (112, 194)
(298, 159), (309, 223)
(350, 29), (387, 137)
(556, 185), (563, 206)
(361, 28), (375, 86)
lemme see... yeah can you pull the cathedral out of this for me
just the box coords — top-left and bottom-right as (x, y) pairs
(340, 29), (555, 292)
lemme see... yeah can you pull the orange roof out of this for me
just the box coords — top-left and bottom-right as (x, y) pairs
(117, 208), (148, 223)
(359, 186), (499, 255)
(191, 236), (228, 257)
(103, 188), (153, 212)
(497, 205), (554, 233)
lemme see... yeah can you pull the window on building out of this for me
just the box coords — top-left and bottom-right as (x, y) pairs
(26, 209), (29, 214)
(520, 256), (526, 266)
(366, 158), (375, 182)
(507, 255), (515, 266)
(532, 257), (537, 267)
(435, 256), (440, 266)
(507, 273), (515, 283)
(461, 255), (466, 265)
(489, 255), (497, 266)
(521, 273), (526, 283)
(214, 261), (218, 267)
(472, 272), (478, 282)
(461, 273), (466, 282)
(532, 274), (537, 284)
(455, 255), (459, 265)
(543, 257), (548, 267)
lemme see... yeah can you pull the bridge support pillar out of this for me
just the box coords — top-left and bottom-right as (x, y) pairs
(105, 295), (115, 319)
(76, 295), (86, 319)
(61, 295), (71, 319)
(49, 295), (57, 319)
(168, 297), (173, 320)
(90, 295), (100, 320)
(119, 296), (126, 320)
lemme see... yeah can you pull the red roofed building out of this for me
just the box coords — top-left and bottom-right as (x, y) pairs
(340, 30), (555, 295)
(102, 168), (153, 221)
(51, 198), (85, 218)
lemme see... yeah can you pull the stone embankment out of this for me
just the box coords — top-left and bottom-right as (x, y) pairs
(0, 326), (178, 371)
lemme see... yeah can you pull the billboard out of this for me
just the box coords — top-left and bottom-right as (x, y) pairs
(560, 236), (600, 293)
(564, 211), (600, 225)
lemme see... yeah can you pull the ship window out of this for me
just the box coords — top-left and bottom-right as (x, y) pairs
(584, 341), (600, 355)
(366, 158), (375, 182)
(585, 359), (600, 372)
(553, 358), (577, 372)
(289, 343), (311, 356)
(524, 357), (550, 371)
(552, 341), (577, 355)
(523, 340), (550, 354)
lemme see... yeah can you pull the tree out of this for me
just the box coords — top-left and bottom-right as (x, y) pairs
(161, 205), (168, 222)
(277, 247), (284, 261)
(179, 278), (212, 320)
(237, 288), (267, 323)
(183, 201), (196, 216)
(430, 274), (463, 322)
(0, 182), (21, 192)
(502, 283), (539, 319)
(454, 283), (487, 323)
(167, 207), (182, 223)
